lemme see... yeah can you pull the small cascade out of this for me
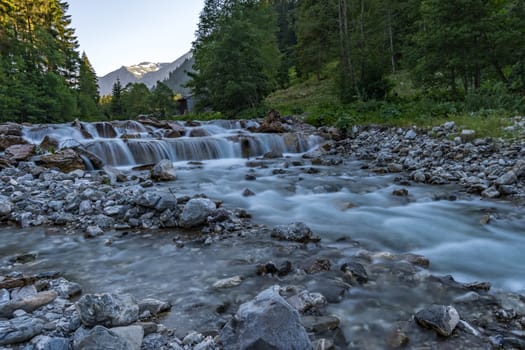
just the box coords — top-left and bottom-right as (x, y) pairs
(84, 140), (136, 166)
(21, 119), (324, 167)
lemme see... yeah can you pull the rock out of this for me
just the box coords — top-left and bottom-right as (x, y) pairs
(286, 291), (326, 313)
(305, 258), (331, 274)
(256, 110), (286, 133)
(39, 136), (60, 152)
(34, 149), (86, 173)
(341, 262), (368, 284)
(150, 159), (176, 181)
(76, 325), (134, 350)
(271, 222), (320, 243)
(0, 123), (23, 136)
(30, 335), (70, 350)
(0, 288), (9, 303)
(0, 196), (13, 217)
(301, 315), (340, 333)
(263, 150), (283, 159)
(405, 129), (417, 140)
(412, 170), (426, 183)
(496, 170), (517, 186)
(84, 225), (104, 238)
(110, 325), (144, 350)
(415, 305), (460, 336)
(0, 291), (57, 318)
(76, 293), (139, 327)
(213, 276), (243, 289)
(179, 198), (216, 228)
(47, 277), (82, 299)
(461, 129), (476, 142)
(392, 188), (409, 197)
(5, 144), (35, 161)
(220, 286), (313, 350)
(138, 298), (171, 316)
(481, 186), (500, 198)
(10, 285), (37, 300)
(0, 135), (27, 151)
(103, 165), (128, 183)
(242, 188), (255, 197)
(443, 121), (456, 130)
(0, 316), (45, 345)
(183, 331), (204, 345)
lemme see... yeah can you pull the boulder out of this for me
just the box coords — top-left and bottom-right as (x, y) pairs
(179, 198), (216, 228)
(220, 286), (313, 350)
(0, 291), (57, 318)
(30, 335), (70, 350)
(0, 122), (23, 136)
(0, 316), (45, 345)
(5, 144), (35, 161)
(39, 135), (60, 152)
(76, 325), (136, 350)
(271, 222), (320, 243)
(34, 149), (86, 173)
(151, 159), (176, 181)
(415, 305), (460, 336)
(0, 135), (27, 151)
(76, 293), (139, 328)
(257, 110), (286, 133)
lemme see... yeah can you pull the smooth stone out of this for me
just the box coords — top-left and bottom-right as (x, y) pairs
(0, 291), (57, 318)
(0, 316), (44, 345)
(0, 288), (9, 303)
(110, 325), (144, 350)
(220, 286), (312, 350)
(76, 325), (133, 350)
(405, 130), (417, 140)
(30, 335), (70, 350)
(10, 285), (37, 300)
(179, 198), (216, 228)
(340, 262), (369, 284)
(0, 197), (13, 217)
(137, 298), (171, 316)
(271, 222), (320, 243)
(415, 305), (460, 336)
(286, 291), (326, 313)
(76, 293), (139, 327)
(150, 159), (176, 181)
(213, 276), (243, 289)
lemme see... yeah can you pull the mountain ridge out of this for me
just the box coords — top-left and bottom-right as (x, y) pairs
(97, 51), (194, 96)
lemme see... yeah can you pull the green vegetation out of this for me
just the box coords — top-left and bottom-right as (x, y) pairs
(1, 0), (524, 136)
(187, 0), (525, 137)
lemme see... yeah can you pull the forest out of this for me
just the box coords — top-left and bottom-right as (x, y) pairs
(1, 0), (525, 127)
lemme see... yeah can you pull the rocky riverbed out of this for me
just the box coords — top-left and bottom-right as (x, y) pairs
(0, 116), (525, 349)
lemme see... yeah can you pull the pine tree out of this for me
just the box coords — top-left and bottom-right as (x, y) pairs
(77, 52), (100, 117)
(111, 78), (123, 117)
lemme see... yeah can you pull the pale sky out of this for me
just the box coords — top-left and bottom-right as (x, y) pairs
(67, 0), (205, 76)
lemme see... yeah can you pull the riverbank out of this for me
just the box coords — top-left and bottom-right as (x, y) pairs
(0, 117), (524, 349)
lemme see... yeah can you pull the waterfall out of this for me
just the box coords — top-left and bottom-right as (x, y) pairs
(22, 120), (324, 167)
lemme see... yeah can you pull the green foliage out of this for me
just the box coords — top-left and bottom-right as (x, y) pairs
(188, 0), (281, 116)
(0, 0), (80, 123)
(77, 52), (100, 118)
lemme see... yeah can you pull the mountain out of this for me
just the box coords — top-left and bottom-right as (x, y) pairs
(97, 51), (194, 96)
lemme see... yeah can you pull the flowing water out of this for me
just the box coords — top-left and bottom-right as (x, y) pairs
(3, 120), (525, 342)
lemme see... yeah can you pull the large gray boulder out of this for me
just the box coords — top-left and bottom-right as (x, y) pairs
(415, 305), (460, 336)
(220, 286), (312, 350)
(150, 159), (176, 181)
(76, 326), (136, 350)
(75, 293), (139, 328)
(179, 198), (216, 228)
(0, 316), (45, 345)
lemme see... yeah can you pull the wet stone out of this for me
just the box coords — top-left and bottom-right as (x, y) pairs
(415, 305), (460, 336)
(341, 261), (368, 284)
(0, 316), (45, 346)
(76, 293), (139, 328)
(271, 222), (320, 243)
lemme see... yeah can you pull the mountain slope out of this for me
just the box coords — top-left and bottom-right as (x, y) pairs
(98, 52), (193, 95)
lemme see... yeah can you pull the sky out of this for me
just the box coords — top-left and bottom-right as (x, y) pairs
(67, 0), (205, 76)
